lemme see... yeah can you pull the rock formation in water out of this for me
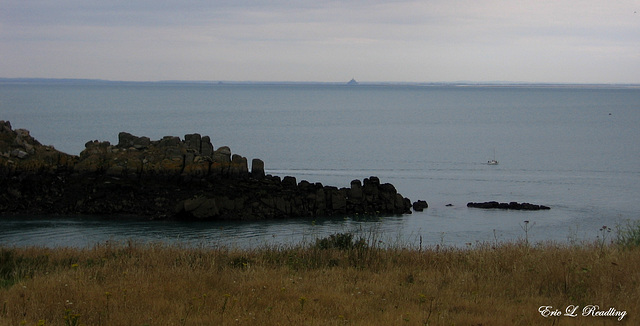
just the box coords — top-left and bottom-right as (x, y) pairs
(412, 200), (428, 212)
(467, 201), (550, 210)
(0, 121), (412, 220)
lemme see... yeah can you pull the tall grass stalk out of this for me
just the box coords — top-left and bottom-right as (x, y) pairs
(616, 219), (640, 249)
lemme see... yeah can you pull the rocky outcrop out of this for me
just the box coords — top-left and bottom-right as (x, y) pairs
(75, 131), (251, 179)
(174, 175), (411, 220)
(0, 121), (413, 220)
(467, 201), (550, 210)
(0, 121), (77, 174)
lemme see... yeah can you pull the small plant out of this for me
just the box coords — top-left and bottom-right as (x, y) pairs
(103, 291), (111, 321)
(229, 256), (252, 269)
(63, 309), (81, 326)
(420, 295), (436, 325)
(299, 296), (307, 311)
(598, 225), (612, 252)
(0, 249), (23, 289)
(221, 293), (231, 314)
(520, 220), (535, 246)
(417, 293), (426, 304)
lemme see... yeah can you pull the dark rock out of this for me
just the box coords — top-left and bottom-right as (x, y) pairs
(159, 136), (181, 148)
(350, 179), (363, 199)
(363, 177), (380, 197)
(180, 196), (219, 219)
(282, 176), (297, 188)
(0, 120), (12, 133)
(184, 133), (202, 153)
(251, 158), (265, 179)
(467, 201), (550, 210)
(413, 200), (429, 211)
(230, 154), (248, 177)
(11, 149), (28, 159)
(201, 136), (214, 157)
(330, 187), (347, 212)
(214, 146), (231, 163)
(118, 132), (150, 149)
(380, 183), (397, 195)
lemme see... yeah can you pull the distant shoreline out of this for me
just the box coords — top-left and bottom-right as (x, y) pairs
(1, 77), (639, 89)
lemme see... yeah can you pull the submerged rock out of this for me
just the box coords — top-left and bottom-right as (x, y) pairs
(467, 201), (550, 210)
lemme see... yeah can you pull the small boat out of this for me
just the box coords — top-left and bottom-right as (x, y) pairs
(487, 149), (498, 165)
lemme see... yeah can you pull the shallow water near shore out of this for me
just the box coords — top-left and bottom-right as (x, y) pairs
(0, 206), (628, 249)
(1, 83), (639, 248)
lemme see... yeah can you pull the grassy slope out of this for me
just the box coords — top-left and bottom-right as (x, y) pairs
(0, 238), (638, 325)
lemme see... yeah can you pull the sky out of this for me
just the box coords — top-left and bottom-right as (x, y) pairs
(1, 0), (639, 83)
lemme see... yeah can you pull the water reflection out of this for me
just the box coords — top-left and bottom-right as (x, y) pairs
(0, 208), (616, 249)
(0, 215), (394, 249)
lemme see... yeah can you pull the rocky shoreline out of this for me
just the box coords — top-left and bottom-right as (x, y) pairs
(0, 121), (413, 220)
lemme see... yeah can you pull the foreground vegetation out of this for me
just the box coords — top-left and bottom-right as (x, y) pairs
(1, 227), (639, 325)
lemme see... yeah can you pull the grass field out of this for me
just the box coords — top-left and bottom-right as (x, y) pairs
(1, 224), (639, 325)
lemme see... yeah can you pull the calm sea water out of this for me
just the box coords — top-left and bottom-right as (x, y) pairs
(1, 83), (639, 248)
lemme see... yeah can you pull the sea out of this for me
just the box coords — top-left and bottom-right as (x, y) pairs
(1, 81), (639, 249)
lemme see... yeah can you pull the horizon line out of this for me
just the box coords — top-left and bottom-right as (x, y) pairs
(1, 77), (639, 88)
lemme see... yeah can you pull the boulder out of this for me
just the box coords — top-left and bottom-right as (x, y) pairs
(363, 177), (380, 196)
(201, 136), (214, 157)
(158, 136), (181, 148)
(412, 200), (428, 211)
(0, 121), (12, 134)
(179, 196), (219, 219)
(118, 132), (150, 149)
(10, 149), (28, 159)
(330, 188), (347, 212)
(349, 179), (363, 199)
(214, 146), (231, 163)
(230, 154), (248, 176)
(282, 176), (297, 188)
(184, 133), (202, 153)
(251, 158), (265, 179)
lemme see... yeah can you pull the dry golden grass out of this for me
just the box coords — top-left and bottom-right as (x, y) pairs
(1, 237), (639, 325)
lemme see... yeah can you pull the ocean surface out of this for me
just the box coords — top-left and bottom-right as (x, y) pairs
(1, 82), (639, 248)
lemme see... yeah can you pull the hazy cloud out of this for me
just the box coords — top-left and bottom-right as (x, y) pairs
(1, 0), (638, 82)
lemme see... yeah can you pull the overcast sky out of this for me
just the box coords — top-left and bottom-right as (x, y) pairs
(1, 0), (639, 83)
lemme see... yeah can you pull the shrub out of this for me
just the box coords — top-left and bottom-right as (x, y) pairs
(314, 232), (367, 251)
(616, 219), (640, 248)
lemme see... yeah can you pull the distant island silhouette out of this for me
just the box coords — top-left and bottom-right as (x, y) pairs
(2, 78), (638, 89)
